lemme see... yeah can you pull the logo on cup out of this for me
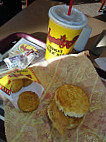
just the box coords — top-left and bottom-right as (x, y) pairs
(48, 28), (79, 49)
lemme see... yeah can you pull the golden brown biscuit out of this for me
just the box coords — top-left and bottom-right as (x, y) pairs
(55, 84), (89, 118)
(66, 116), (83, 130)
(22, 78), (33, 87)
(12, 79), (23, 93)
(48, 100), (83, 135)
(18, 91), (39, 112)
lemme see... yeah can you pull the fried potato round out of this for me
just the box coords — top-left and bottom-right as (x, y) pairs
(22, 78), (33, 87)
(48, 100), (83, 135)
(12, 79), (23, 93)
(18, 91), (39, 112)
(55, 84), (89, 118)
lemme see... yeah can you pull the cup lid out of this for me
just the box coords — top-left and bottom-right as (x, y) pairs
(49, 5), (88, 29)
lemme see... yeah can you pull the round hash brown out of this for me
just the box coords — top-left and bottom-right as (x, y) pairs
(12, 79), (23, 93)
(22, 78), (33, 87)
(54, 84), (89, 118)
(18, 91), (39, 112)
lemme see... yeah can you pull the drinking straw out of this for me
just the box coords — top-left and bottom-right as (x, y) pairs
(68, 0), (74, 15)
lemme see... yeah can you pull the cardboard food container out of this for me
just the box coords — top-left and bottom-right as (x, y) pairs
(0, 68), (44, 111)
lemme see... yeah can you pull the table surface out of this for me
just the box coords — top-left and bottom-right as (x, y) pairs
(0, 0), (106, 40)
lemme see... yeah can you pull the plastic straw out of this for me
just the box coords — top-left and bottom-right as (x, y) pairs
(68, 0), (74, 15)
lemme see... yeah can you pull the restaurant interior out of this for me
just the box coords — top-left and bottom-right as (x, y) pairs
(0, 0), (106, 142)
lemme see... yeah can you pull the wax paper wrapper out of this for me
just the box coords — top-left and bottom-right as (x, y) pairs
(2, 52), (106, 142)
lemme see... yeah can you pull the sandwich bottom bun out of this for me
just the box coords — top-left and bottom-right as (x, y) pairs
(55, 84), (89, 118)
(48, 100), (83, 135)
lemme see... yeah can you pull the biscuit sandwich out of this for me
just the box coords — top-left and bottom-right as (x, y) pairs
(48, 84), (89, 134)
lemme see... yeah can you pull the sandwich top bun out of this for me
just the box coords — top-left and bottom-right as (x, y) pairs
(54, 84), (89, 118)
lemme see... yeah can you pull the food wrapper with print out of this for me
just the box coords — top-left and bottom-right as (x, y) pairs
(1, 52), (106, 142)
(0, 38), (45, 78)
(0, 69), (44, 110)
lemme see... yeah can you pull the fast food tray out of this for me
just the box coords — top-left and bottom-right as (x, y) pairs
(0, 32), (46, 54)
(0, 32), (46, 77)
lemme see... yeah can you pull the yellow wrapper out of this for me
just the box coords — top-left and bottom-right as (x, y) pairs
(45, 19), (82, 60)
